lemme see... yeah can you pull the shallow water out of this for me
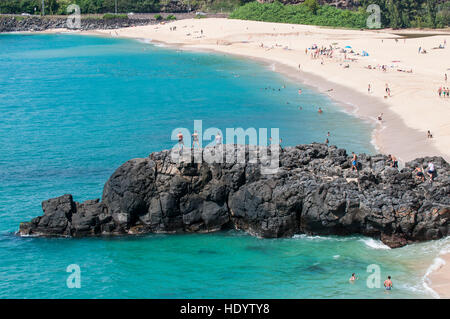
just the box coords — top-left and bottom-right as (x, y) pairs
(0, 33), (442, 298)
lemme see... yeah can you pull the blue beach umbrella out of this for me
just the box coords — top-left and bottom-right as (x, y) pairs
(345, 45), (352, 49)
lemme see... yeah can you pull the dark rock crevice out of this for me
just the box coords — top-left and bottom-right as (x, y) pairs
(18, 143), (449, 248)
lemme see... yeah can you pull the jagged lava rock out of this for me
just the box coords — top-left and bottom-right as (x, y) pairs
(19, 144), (449, 248)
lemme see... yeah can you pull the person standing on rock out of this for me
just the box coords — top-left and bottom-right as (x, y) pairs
(192, 130), (200, 148)
(215, 132), (222, 145)
(351, 152), (358, 171)
(177, 131), (184, 150)
(426, 161), (435, 181)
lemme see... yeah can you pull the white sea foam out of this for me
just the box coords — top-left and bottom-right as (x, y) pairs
(292, 234), (356, 242)
(359, 238), (391, 250)
(421, 237), (450, 298)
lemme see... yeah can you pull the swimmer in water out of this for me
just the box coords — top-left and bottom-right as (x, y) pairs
(384, 276), (393, 291)
(349, 273), (357, 282)
(318, 107), (323, 114)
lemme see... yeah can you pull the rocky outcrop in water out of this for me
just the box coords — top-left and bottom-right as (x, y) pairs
(0, 16), (154, 33)
(19, 144), (449, 248)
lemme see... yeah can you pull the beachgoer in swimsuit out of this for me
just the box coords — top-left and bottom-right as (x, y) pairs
(427, 130), (433, 138)
(318, 107), (323, 114)
(389, 154), (398, 168)
(426, 162), (435, 181)
(384, 276), (393, 290)
(349, 273), (357, 282)
(377, 113), (383, 121)
(192, 130), (200, 148)
(177, 131), (184, 149)
(215, 132), (222, 145)
(351, 152), (358, 171)
(415, 167), (425, 182)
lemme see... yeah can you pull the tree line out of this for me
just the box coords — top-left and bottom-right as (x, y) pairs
(0, 0), (448, 28)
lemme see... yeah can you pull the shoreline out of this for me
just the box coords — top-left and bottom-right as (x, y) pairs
(14, 21), (450, 298)
(426, 252), (450, 299)
(82, 19), (450, 163)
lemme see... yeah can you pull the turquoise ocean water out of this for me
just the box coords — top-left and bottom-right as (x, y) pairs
(0, 33), (447, 298)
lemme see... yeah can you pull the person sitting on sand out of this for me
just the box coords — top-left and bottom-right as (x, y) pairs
(426, 162), (435, 181)
(351, 152), (358, 171)
(415, 167), (425, 182)
(384, 276), (393, 291)
(377, 113), (383, 121)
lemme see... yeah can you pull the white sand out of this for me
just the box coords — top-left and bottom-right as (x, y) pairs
(429, 253), (450, 298)
(75, 18), (450, 162)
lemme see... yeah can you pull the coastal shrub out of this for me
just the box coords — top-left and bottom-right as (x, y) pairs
(229, 2), (368, 29)
(230, 1), (449, 29)
(304, 0), (319, 15)
(103, 13), (128, 20)
(166, 14), (177, 21)
(154, 14), (163, 21)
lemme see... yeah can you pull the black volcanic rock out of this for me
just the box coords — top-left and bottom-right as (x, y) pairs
(19, 144), (449, 248)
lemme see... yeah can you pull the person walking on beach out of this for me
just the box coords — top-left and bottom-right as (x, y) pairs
(427, 130), (433, 139)
(384, 276), (393, 291)
(368, 83), (371, 93)
(385, 83), (391, 97)
(351, 152), (358, 171)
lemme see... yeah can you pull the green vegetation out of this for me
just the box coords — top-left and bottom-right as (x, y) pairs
(103, 13), (128, 19)
(0, 0), (447, 28)
(154, 13), (163, 20)
(358, 0), (449, 28)
(230, 1), (449, 29)
(0, 0), (160, 15)
(229, 1), (368, 29)
(165, 14), (176, 20)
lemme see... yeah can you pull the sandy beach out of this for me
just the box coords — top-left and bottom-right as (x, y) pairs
(428, 253), (450, 298)
(40, 18), (449, 297)
(65, 18), (450, 163)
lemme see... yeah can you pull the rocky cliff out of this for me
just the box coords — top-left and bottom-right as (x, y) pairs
(19, 144), (449, 248)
